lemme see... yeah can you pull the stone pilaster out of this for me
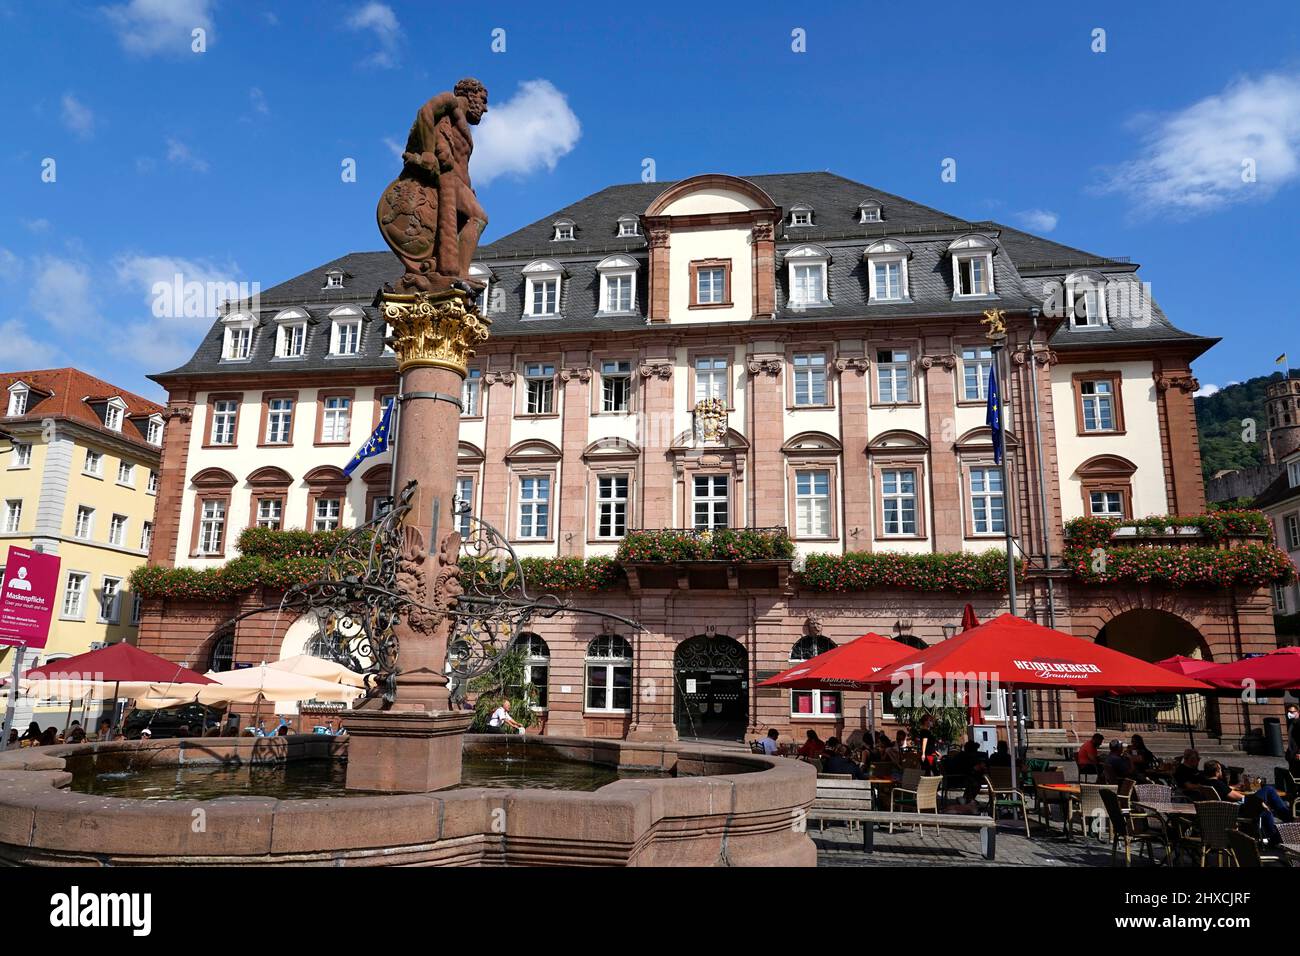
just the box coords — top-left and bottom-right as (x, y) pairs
(835, 351), (872, 549)
(637, 354), (675, 529)
(746, 353), (785, 528)
(480, 359), (515, 533)
(558, 358), (592, 554)
(149, 391), (195, 567)
(920, 341), (961, 552)
(1154, 359), (1207, 515)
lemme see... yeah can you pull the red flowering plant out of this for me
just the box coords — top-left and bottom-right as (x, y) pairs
(798, 549), (1018, 593)
(1063, 509), (1273, 551)
(616, 528), (795, 563)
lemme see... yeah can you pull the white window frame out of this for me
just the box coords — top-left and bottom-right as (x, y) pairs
(323, 270), (345, 289)
(794, 469), (831, 537)
(1089, 490), (1124, 518)
(140, 520), (154, 552)
(103, 398), (127, 433)
(74, 505), (95, 540)
(522, 363), (555, 415)
(462, 368), (482, 416)
(198, 499), (225, 554)
(97, 576), (123, 624)
(552, 220), (575, 242)
(83, 449), (103, 477)
(859, 201), (883, 223)
(870, 258), (905, 302)
(1286, 513), (1300, 551)
(1066, 272), (1109, 329)
(792, 352), (828, 406)
(330, 317), (362, 356)
(2, 499), (21, 534)
(968, 466), (1005, 535)
(455, 476), (474, 537)
(320, 395), (352, 443)
(954, 254), (993, 297)
(61, 572), (88, 620)
(596, 474), (629, 539)
(789, 205), (814, 227)
(617, 216), (639, 237)
(875, 349), (912, 403)
(468, 262), (494, 315)
(1289, 460), (1300, 489)
(116, 460), (135, 486)
(256, 498), (283, 530)
(10, 442), (32, 468)
(695, 266), (727, 305)
(517, 475), (551, 539)
(210, 399), (238, 445)
(584, 636), (633, 714)
(600, 360), (632, 413)
(961, 345), (995, 401)
(791, 688), (842, 719)
(266, 396), (294, 444)
(693, 474), (729, 530)
(276, 321), (307, 358)
(147, 470), (159, 495)
(880, 468), (918, 536)
(523, 260), (563, 317)
(786, 245), (830, 308)
(108, 513), (128, 547)
(694, 355), (729, 404)
(7, 384), (29, 417)
(146, 415), (164, 446)
(1080, 380), (1117, 432)
(313, 497), (341, 531)
(221, 313), (256, 361)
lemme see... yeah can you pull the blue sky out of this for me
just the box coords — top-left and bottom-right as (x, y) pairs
(2, 0), (1299, 400)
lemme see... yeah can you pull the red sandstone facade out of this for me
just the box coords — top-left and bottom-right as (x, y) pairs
(138, 172), (1279, 749)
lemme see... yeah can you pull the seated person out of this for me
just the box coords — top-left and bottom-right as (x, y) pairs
(946, 740), (989, 803)
(797, 729), (826, 761)
(1173, 748), (1201, 792)
(822, 744), (867, 780)
(1102, 739), (1134, 785)
(1199, 759), (1293, 841)
(758, 728), (781, 756)
(1075, 733), (1105, 779)
(1126, 734), (1157, 777)
(988, 740), (1012, 768)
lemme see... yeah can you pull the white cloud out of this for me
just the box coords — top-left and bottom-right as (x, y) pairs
(382, 136), (404, 162)
(61, 93), (95, 139)
(29, 257), (99, 332)
(1014, 209), (1058, 233)
(249, 87), (269, 116)
(103, 0), (214, 56)
(0, 248), (20, 282)
(1194, 383), (1220, 398)
(1101, 72), (1300, 216)
(0, 319), (56, 368)
(472, 80), (581, 186)
(112, 253), (244, 369)
(165, 137), (209, 172)
(23, 218), (51, 234)
(346, 2), (401, 69)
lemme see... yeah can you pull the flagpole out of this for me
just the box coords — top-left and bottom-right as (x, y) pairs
(387, 393), (400, 504)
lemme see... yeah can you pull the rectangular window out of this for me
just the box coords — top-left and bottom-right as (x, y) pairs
(140, 520), (153, 552)
(523, 364), (555, 415)
(83, 450), (103, 476)
(881, 468), (917, 535)
(586, 663), (632, 712)
(256, 498), (283, 530)
(969, 467), (1005, 534)
(795, 469), (831, 537)
(604, 274), (634, 312)
(696, 267), (726, 304)
(462, 369), (481, 416)
(104, 404), (124, 432)
(62, 572), (86, 618)
(1289, 461), (1300, 489)
(225, 326), (252, 360)
(320, 396), (351, 443)
(876, 349), (911, 403)
(791, 264), (825, 305)
(313, 498), (341, 531)
(1089, 491), (1124, 518)
(130, 593), (143, 626)
(694, 356), (728, 404)
(693, 475), (729, 530)
(98, 577), (122, 624)
(518, 476), (550, 538)
(278, 322), (306, 358)
(198, 499), (225, 554)
(266, 397), (294, 444)
(2, 499), (20, 533)
(74, 506), (94, 539)
(108, 513), (127, 547)
(601, 360), (632, 412)
(147, 419), (163, 445)
(456, 476), (474, 537)
(530, 278), (559, 315)
(332, 321), (361, 355)
(957, 256), (989, 295)
(10, 442), (31, 468)
(873, 260), (902, 300)
(962, 346), (994, 401)
(7, 389), (28, 416)
(148, 470), (159, 494)
(1080, 380), (1116, 431)
(596, 474), (629, 538)
(791, 689), (842, 718)
(792, 352), (827, 406)
(210, 399), (238, 445)
(116, 460), (135, 485)
(1287, 514), (1300, 551)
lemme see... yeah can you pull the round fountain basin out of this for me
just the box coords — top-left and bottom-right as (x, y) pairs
(0, 734), (815, 866)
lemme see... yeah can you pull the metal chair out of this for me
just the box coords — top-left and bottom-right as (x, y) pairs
(1191, 801), (1240, 867)
(1068, 784), (1117, 841)
(1275, 768), (1300, 817)
(1032, 770), (1067, 828)
(1100, 786), (1165, 866)
(887, 768), (925, 830)
(984, 767), (1031, 838)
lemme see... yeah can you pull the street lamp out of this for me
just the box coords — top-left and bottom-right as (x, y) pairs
(941, 623), (958, 641)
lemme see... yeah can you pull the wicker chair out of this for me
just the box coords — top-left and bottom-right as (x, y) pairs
(1100, 786), (1165, 865)
(1275, 768), (1300, 817)
(1133, 784), (1173, 805)
(1185, 783), (1221, 802)
(1191, 801), (1241, 867)
(888, 768), (929, 831)
(1068, 784), (1118, 841)
(984, 767), (1031, 838)
(1276, 821), (1300, 846)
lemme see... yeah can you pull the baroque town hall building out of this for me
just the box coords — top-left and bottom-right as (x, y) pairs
(139, 172), (1276, 744)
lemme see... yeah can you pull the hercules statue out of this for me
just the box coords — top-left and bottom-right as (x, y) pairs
(377, 77), (489, 294)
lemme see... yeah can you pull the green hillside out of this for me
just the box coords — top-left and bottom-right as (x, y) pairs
(1195, 371), (1289, 480)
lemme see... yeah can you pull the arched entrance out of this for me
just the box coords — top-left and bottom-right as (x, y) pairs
(674, 635), (748, 740)
(1094, 609), (1215, 735)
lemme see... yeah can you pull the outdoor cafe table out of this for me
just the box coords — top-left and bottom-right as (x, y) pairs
(1134, 800), (1200, 865)
(1036, 783), (1080, 839)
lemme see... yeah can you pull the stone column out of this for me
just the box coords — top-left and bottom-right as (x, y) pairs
(1154, 362), (1207, 514)
(558, 358), (592, 554)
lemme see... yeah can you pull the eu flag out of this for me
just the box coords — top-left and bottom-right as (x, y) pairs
(343, 399), (394, 476)
(985, 363), (1003, 465)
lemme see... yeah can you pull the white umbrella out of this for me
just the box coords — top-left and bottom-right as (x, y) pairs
(266, 655), (367, 689)
(199, 664), (360, 705)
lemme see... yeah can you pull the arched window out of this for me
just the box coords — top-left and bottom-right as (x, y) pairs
(787, 636), (840, 719)
(209, 630), (235, 672)
(519, 633), (550, 710)
(585, 635), (632, 713)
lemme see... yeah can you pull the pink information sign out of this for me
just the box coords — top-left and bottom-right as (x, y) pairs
(0, 545), (62, 649)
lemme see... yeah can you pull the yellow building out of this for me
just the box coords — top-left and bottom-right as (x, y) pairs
(1, 368), (163, 732)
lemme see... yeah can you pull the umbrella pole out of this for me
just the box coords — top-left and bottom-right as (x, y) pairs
(1181, 695), (1195, 750)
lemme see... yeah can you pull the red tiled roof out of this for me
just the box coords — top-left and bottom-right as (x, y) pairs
(1, 367), (165, 450)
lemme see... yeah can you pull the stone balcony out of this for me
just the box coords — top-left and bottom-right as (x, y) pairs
(617, 527), (793, 591)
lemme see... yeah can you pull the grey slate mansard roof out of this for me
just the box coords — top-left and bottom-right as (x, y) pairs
(154, 171), (1214, 382)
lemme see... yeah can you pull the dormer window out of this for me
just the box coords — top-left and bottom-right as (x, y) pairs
(617, 216), (640, 238)
(146, 415), (164, 446)
(323, 269), (346, 290)
(948, 235), (997, 299)
(468, 262), (494, 314)
(328, 306), (364, 355)
(1066, 271), (1108, 328)
(859, 201), (883, 224)
(864, 239), (912, 302)
(596, 254), (638, 314)
(103, 397), (127, 432)
(552, 218), (575, 242)
(522, 259), (563, 317)
(786, 245), (830, 308)
(6, 383), (29, 417)
(1288, 458), (1300, 489)
(789, 204), (814, 227)
(273, 307), (310, 359)
(221, 311), (256, 361)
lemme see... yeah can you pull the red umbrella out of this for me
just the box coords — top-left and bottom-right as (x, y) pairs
(21, 642), (214, 685)
(760, 633), (915, 690)
(1195, 646), (1300, 692)
(1154, 655), (1217, 677)
(864, 614), (1212, 696)
(961, 604), (980, 632)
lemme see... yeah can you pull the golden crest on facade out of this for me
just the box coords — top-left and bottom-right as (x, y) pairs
(693, 397), (728, 444)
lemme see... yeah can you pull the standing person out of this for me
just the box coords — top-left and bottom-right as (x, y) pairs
(914, 714), (937, 767)
(488, 699), (525, 734)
